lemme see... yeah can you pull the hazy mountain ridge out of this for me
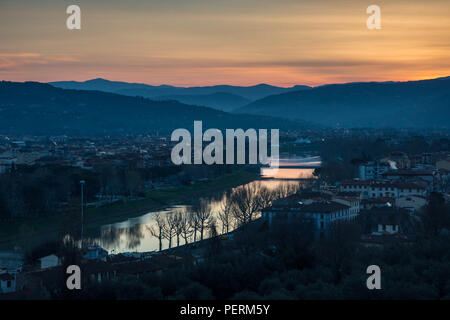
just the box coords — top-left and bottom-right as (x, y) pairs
(235, 77), (450, 128)
(50, 79), (311, 109)
(152, 92), (251, 112)
(0, 81), (312, 136)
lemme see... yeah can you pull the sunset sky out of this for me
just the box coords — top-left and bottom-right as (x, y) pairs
(1, 0), (449, 87)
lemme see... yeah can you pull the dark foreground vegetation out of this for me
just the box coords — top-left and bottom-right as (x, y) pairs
(46, 194), (450, 300)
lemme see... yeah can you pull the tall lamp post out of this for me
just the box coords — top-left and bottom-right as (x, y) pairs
(80, 180), (85, 246)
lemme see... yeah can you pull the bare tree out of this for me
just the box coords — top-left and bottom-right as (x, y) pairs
(228, 181), (291, 226)
(257, 185), (277, 211)
(230, 182), (264, 225)
(124, 170), (143, 198)
(218, 195), (234, 234)
(187, 206), (200, 243)
(148, 213), (166, 251)
(163, 213), (177, 249)
(273, 182), (300, 199)
(180, 211), (193, 245)
(173, 210), (184, 247)
(208, 217), (218, 239)
(194, 199), (212, 241)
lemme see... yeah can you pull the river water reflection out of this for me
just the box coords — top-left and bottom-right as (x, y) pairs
(88, 156), (321, 253)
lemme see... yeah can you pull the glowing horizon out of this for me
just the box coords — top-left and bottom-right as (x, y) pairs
(1, 0), (449, 87)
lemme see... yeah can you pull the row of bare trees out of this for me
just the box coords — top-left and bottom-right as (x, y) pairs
(148, 181), (301, 251)
(148, 199), (215, 251)
(224, 181), (300, 226)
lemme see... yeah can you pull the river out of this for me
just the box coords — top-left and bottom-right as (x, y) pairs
(85, 156), (321, 254)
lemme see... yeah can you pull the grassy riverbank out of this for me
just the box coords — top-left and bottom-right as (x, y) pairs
(0, 169), (259, 250)
(84, 169), (259, 226)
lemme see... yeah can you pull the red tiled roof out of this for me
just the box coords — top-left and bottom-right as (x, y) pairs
(0, 273), (14, 281)
(334, 196), (360, 202)
(263, 200), (350, 214)
(361, 197), (395, 204)
(341, 179), (427, 190)
(382, 170), (433, 176)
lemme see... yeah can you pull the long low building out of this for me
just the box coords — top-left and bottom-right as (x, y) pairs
(262, 194), (358, 236)
(381, 169), (434, 182)
(339, 180), (427, 199)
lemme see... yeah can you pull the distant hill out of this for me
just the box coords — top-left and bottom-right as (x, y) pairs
(50, 78), (174, 95)
(235, 77), (450, 128)
(153, 92), (251, 112)
(0, 81), (312, 136)
(50, 79), (311, 109)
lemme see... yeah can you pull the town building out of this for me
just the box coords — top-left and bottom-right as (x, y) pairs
(358, 161), (391, 180)
(339, 180), (427, 199)
(359, 207), (412, 245)
(83, 245), (108, 261)
(383, 151), (411, 169)
(436, 158), (450, 171)
(395, 195), (427, 212)
(38, 254), (61, 270)
(381, 169), (435, 183)
(261, 193), (358, 236)
(0, 272), (16, 294)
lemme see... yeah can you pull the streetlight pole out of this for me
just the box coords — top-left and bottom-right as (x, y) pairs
(80, 180), (85, 246)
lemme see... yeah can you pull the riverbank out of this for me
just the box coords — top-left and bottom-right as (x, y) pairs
(0, 169), (260, 251)
(84, 169), (260, 228)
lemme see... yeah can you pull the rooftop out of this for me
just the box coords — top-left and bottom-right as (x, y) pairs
(264, 200), (350, 214)
(0, 273), (14, 281)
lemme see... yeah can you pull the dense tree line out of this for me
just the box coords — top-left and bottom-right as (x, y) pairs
(0, 164), (181, 220)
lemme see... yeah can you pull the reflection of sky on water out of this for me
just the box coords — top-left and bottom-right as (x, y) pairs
(95, 206), (186, 253)
(272, 156), (322, 167)
(90, 157), (321, 254)
(260, 168), (316, 179)
(262, 156), (321, 179)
